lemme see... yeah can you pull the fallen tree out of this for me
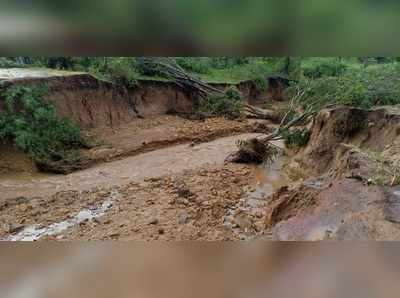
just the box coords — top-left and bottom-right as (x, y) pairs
(137, 57), (224, 97)
(138, 58), (281, 120)
(140, 58), (328, 163)
(226, 83), (334, 163)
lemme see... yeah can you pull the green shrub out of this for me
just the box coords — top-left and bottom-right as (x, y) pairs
(282, 128), (310, 149)
(302, 58), (347, 79)
(0, 85), (86, 168)
(254, 77), (268, 93)
(0, 57), (19, 68)
(287, 62), (400, 109)
(91, 58), (139, 88)
(175, 57), (212, 74)
(199, 86), (244, 118)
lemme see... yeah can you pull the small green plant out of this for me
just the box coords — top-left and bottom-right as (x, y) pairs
(94, 58), (139, 88)
(254, 77), (268, 93)
(0, 85), (86, 171)
(281, 128), (310, 149)
(198, 86), (244, 118)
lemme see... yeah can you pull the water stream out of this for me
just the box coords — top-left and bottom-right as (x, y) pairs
(224, 152), (290, 239)
(5, 189), (120, 241)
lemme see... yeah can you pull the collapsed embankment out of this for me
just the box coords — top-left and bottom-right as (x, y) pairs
(0, 71), (272, 129)
(0, 70), (274, 175)
(264, 105), (400, 240)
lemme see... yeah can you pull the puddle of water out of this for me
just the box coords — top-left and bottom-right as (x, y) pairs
(5, 189), (119, 241)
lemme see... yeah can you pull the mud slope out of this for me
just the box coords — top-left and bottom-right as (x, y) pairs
(0, 68), (274, 128)
(290, 105), (400, 177)
(0, 70), (137, 129)
(267, 105), (400, 240)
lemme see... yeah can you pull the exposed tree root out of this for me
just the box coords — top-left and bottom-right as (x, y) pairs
(225, 138), (280, 164)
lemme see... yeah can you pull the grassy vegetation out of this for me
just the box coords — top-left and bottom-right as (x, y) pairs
(5, 57), (299, 84)
(1, 56), (400, 170)
(198, 86), (245, 118)
(3, 57), (400, 112)
(282, 128), (310, 149)
(0, 85), (88, 173)
(286, 58), (400, 109)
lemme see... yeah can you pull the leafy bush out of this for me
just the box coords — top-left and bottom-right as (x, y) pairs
(254, 76), (268, 92)
(199, 86), (244, 118)
(103, 58), (139, 88)
(287, 62), (400, 109)
(302, 58), (347, 79)
(88, 57), (139, 88)
(0, 57), (18, 68)
(0, 85), (86, 168)
(281, 128), (310, 149)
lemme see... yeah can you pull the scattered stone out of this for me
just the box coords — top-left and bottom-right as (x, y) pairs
(158, 228), (165, 235)
(148, 218), (159, 225)
(93, 217), (110, 225)
(178, 213), (189, 224)
(6, 223), (25, 234)
(144, 177), (161, 183)
(18, 204), (30, 212)
(233, 212), (254, 231)
(108, 233), (120, 239)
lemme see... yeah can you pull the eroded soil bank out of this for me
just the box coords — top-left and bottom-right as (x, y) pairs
(0, 68), (276, 175)
(2, 106), (400, 241)
(265, 105), (400, 240)
(0, 134), (266, 240)
(2, 69), (400, 241)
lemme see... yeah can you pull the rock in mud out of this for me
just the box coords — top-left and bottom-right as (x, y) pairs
(148, 218), (159, 225)
(384, 187), (400, 223)
(233, 211), (255, 232)
(174, 181), (195, 199)
(178, 213), (190, 225)
(5, 223), (25, 234)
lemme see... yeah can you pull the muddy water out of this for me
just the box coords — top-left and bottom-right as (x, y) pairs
(224, 150), (290, 239)
(7, 189), (120, 241)
(0, 68), (81, 80)
(0, 134), (261, 201)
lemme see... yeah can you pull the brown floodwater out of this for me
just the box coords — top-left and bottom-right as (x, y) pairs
(0, 134), (262, 201)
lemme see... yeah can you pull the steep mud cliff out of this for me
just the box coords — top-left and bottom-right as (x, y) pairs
(1, 73), (137, 129)
(287, 106), (400, 177)
(0, 69), (272, 129)
(266, 105), (400, 240)
(0, 69), (274, 175)
(0, 140), (37, 176)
